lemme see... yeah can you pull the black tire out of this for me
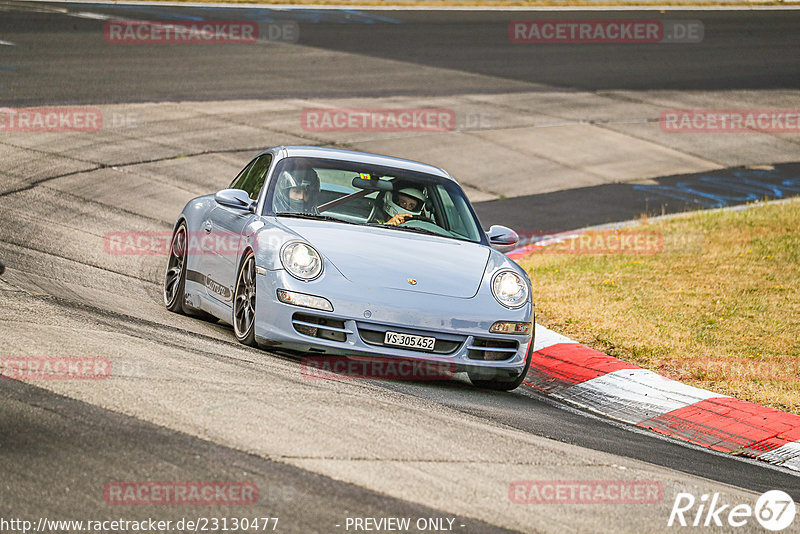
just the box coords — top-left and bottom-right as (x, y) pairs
(468, 336), (534, 391)
(233, 250), (258, 347)
(164, 223), (188, 314)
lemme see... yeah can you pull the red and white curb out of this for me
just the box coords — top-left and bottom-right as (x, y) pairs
(526, 324), (800, 472)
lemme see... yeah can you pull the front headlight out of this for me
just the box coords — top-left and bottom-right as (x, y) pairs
(280, 241), (323, 281)
(491, 270), (529, 309)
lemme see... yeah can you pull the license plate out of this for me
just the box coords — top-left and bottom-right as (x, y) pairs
(384, 331), (436, 351)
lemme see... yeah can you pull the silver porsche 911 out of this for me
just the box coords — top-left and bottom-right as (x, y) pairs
(164, 146), (534, 390)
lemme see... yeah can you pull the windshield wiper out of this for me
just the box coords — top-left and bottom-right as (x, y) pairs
(275, 212), (357, 225)
(371, 223), (446, 238)
(367, 222), (478, 243)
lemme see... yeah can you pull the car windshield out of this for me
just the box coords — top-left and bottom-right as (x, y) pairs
(265, 156), (485, 244)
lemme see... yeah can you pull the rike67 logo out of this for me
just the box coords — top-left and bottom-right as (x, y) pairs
(668, 490), (796, 531)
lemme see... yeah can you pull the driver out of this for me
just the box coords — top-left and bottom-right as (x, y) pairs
(380, 186), (427, 226)
(272, 159), (320, 214)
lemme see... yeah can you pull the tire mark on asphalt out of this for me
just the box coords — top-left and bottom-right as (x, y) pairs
(0, 146), (273, 198)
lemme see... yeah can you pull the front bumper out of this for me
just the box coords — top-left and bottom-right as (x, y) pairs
(254, 269), (533, 373)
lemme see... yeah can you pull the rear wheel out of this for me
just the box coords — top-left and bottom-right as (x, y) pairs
(468, 339), (534, 391)
(164, 223), (188, 313)
(233, 250), (258, 347)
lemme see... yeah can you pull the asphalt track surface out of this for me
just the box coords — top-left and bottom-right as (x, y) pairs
(2, 3), (800, 532)
(474, 161), (800, 231)
(1, 5), (799, 106)
(1, 378), (515, 533)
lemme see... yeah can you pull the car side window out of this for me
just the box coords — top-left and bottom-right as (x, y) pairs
(230, 154), (273, 200)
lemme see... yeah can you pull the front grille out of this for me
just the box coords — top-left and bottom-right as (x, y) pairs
(467, 337), (519, 361)
(292, 313), (350, 342)
(356, 322), (464, 355)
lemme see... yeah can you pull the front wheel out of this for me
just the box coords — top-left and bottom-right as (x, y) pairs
(468, 339), (534, 391)
(233, 250), (258, 347)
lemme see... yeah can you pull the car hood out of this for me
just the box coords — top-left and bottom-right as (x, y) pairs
(278, 218), (490, 298)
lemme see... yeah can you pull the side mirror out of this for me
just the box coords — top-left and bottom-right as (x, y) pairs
(215, 189), (255, 212)
(486, 225), (519, 250)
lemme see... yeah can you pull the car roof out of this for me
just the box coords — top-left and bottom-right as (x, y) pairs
(267, 145), (454, 181)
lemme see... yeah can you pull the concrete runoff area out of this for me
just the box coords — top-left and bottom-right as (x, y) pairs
(1, 91), (798, 205)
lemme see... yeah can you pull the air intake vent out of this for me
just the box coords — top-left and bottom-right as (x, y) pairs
(292, 313), (350, 342)
(467, 338), (518, 361)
